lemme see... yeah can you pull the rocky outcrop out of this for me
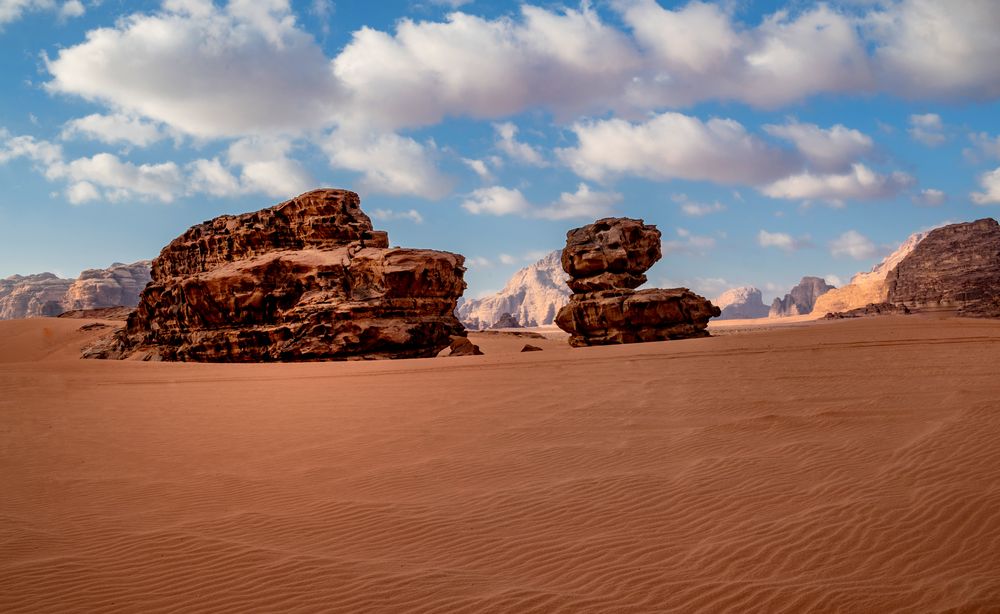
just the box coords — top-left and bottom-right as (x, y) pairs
(887, 218), (1000, 316)
(823, 303), (911, 319)
(554, 218), (719, 347)
(812, 230), (928, 316)
(64, 262), (151, 312)
(521, 344), (543, 352)
(58, 306), (134, 320)
(87, 189), (467, 361)
(446, 336), (483, 356)
(769, 277), (835, 317)
(490, 313), (521, 329)
(0, 273), (73, 319)
(714, 286), (769, 320)
(457, 250), (569, 329)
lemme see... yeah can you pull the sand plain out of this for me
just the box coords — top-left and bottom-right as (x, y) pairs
(2, 315), (1000, 613)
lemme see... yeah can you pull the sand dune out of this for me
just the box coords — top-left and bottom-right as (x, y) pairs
(3, 316), (1000, 612)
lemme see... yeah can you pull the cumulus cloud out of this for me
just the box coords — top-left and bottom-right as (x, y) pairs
(673, 194), (726, 217)
(764, 120), (873, 172)
(758, 230), (811, 251)
(761, 163), (914, 203)
(913, 188), (947, 207)
(971, 167), (1000, 205)
(61, 113), (165, 147)
(494, 122), (547, 166)
(324, 130), (453, 199)
(968, 132), (1000, 159)
(662, 227), (717, 255)
(830, 230), (878, 259)
(0, 0), (85, 26)
(461, 157), (494, 181)
(52, 153), (186, 203)
(45, 0), (341, 138)
(559, 112), (796, 185)
(462, 183), (619, 219)
(370, 208), (425, 224)
(908, 113), (946, 146)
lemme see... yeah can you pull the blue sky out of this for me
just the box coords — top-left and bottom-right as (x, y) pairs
(1, 0), (999, 302)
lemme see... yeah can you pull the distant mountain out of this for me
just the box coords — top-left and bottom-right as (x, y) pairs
(714, 286), (769, 320)
(811, 230), (928, 316)
(770, 277), (835, 317)
(0, 261), (151, 320)
(457, 250), (570, 329)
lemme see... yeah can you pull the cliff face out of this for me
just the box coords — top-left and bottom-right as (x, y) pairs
(87, 189), (468, 362)
(812, 230), (928, 316)
(714, 286), (769, 320)
(0, 273), (73, 319)
(457, 251), (570, 329)
(769, 277), (835, 317)
(887, 218), (1000, 316)
(0, 261), (151, 320)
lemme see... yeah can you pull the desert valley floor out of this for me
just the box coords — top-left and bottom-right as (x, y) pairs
(2, 315), (1000, 613)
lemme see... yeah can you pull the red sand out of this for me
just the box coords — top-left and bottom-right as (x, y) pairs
(2, 316), (1000, 612)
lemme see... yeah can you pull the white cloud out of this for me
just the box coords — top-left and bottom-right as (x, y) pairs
(498, 253), (516, 265)
(673, 194), (726, 217)
(908, 113), (946, 146)
(971, 167), (1000, 205)
(45, 0), (341, 138)
(494, 122), (547, 166)
(830, 230), (878, 260)
(761, 163), (914, 203)
(461, 183), (619, 219)
(187, 157), (241, 197)
(53, 153), (185, 203)
(969, 132), (1000, 159)
(461, 186), (531, 216)
(370, 208), (425, 224)
(869, 0), (1000, 100)
(662, 227), (716, 255)
(430, 0), (473, 8)
(758, 230), (810, 251)
(461, 157), (494, 181)
(61, 113), (165, 147)
(913, 188), (947, 207)
(65, 180), (99, 205)
(466, 256), (491, 267)
(559, 112), (796, 185)
(228, 136), (314, 199)
(0, 132), (63, 167)
(324, 130), (453, 199)
(764, 120), (873, 172)
(0, 0), (85, 26)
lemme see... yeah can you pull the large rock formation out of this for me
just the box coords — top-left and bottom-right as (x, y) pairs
(811, 230), (928, 316)
(457, 250), (569, 329)
(0, 273), (73, 319)
(88, 189), (467, 361)
(714, 286), (769, 320)
(64, 262), (151, 312)
(887, 218), (1000, 316)
(0, 261), (152, 320)
(769, 277), (835, 317)
(554, 218), (719, 347)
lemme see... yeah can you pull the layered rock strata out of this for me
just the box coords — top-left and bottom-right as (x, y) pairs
(770, 277), (835, 317)
(88, 189), (467, 361)
(554, 218), (719, 347)
(887, 218), (1000, 316)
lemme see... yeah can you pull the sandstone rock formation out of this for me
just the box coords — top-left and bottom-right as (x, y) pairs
(521, 344), (543, 352)
(457, 250), (569, 329)
(87, 189), (467, 361)
(714, 286), (769, 320)
(823, 303), (911, 319)
(887, 218), (1000, 316)
(769, 277), (835, 317)
(446, 336), (483, 356)
(490, 313), (521, 329)
(64, 262), (151, 312)
(554, 218), (719, 347)
(0, 273), (72, 319)
(811, 230), (928, 316)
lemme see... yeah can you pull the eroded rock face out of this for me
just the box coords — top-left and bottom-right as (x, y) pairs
(88, 189), (467, 361)
(769, 277), (835, 317)
(0, 273), (73, 319)
(555, 218), (719, 347)
(65, 262), (152, 312)
(887, 218), (1000, 316)
(715, 286), (769, 320)
(490, 313), (521, 329)
(456, 250), (569, 329)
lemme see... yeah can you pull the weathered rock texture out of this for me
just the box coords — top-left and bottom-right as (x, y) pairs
(714, 286), (769, 320)
(64, 262), (151, 312)
(887, 218), (1000, 316)
(457, 250), (569, 329)
(88, 189), (467, 361)
(554, 218), (719, 347)
(770, 277), (835, 318)
(811, 230), (928, 316)
(823, 303), (911, 319)
(490, 313), (521, 329)
(0, 273), (72, 319)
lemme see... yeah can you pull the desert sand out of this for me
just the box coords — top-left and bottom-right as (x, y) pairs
(3, 316), (1000, 612)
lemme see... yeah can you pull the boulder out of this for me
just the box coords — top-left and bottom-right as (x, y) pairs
(490, 312), (521, 329)
(87, 189), (467, 361)
(886, 218), (1000, 316)
(447, 336), (483, 356)
(770, 277), (835, 317)
(555, 218), (719, 347)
